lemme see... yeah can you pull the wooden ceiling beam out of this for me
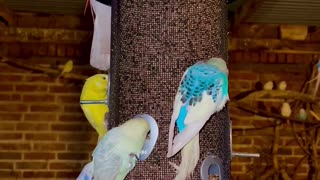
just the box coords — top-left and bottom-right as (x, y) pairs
(13, 12), (93, 30)
(231, 0), (266, 31)
(231, 23), (320, 44)
(228, 38), (320, 53)
(0, 2), (15, 26)
(0, 27), (92, 44)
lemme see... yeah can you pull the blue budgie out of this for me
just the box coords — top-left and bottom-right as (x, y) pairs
(167, 58), (229, 180)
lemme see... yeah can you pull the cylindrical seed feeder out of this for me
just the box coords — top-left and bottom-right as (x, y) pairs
(108, 0), (230, 179)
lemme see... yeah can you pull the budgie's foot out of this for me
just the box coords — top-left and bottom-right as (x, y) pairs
(129, 153), (138, 160)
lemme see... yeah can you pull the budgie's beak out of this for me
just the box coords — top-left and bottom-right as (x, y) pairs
(133, 114), (159, 161)
(200, 155), (223, 180)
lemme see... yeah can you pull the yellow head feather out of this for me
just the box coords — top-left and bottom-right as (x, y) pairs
(80, 74), (109, 101)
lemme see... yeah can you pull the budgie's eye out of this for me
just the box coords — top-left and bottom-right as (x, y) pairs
(102, 76), (106, 80)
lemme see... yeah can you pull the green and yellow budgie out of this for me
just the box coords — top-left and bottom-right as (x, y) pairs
(80, 74), (109, 141)
(93, 118), (151, 180)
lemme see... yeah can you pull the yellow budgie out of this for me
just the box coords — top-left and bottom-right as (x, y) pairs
(59, 60), (73, 77)
(80, 74), (109, 141)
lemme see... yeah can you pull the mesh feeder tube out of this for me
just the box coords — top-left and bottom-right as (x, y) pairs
(108, 0), (230, 179)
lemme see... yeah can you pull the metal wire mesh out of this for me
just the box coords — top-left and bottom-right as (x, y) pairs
(109, 0), (230, 179)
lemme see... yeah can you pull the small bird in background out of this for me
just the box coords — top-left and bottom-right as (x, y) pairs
(77, 162), (93, 180)
(298, 108), (307, 121)
(93, 118), (152, 180)
(58, 60), (73, 78)
(167, 58), (229, 180)
(307, 60), (320, 98)
(80, 74), (109, 141)
(263, 81), (274, 90)
(281, 102), (292, 118)
(278, 81), (287, 91)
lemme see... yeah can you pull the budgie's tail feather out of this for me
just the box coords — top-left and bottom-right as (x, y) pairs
(167, 114), (176, 157)
(169, 121), (206, 158)
(171, 134), (199, 180)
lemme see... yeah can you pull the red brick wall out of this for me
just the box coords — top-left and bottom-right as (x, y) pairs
(0, 12), (97, 179)
(0, 63), (98, 179)
(229, 51), (319, 180)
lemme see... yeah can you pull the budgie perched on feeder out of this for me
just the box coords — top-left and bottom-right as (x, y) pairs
(77, 114), (158, 180)
(167, 58), (229, 180)
(80, 74), (109, 141)
(92, 116), (158, 180)
(84, 0), (112, 71)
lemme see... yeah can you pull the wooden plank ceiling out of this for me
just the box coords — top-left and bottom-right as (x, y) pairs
(3, 0), (86, 15)
(3, 0), (320, 25)
(0, 0), (319, 60)
(229, 0), (320, 26)
(245, 0), (320, 25)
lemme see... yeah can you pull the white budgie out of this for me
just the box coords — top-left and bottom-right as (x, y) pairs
(263, 81), (274, 90)
(167, 58), (229, 180)
(278, 81), (287, 90)
(281, 102), (292, 117)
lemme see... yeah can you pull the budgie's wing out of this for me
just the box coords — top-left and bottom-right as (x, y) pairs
(81, 105), (108, 139)
(168, 70), (188, 157)
(94, 154), (121, 180)
(171, 70), (189, 121)
(93, 128), (122, 180)
(92, 127), (119, 156)
(169, 120), (206, 157)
